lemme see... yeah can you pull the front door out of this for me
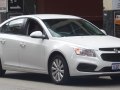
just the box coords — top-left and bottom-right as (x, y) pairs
(19, 18), (46, 71)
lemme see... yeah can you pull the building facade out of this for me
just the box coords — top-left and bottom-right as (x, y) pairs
(0, 0), (103, 28)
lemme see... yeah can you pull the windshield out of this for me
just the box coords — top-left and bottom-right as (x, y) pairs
(43, 19), (105, 37)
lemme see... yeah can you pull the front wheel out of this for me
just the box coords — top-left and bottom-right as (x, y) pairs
(49, 54), (69, 84)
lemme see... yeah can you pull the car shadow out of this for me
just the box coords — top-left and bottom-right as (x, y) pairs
(67, 77), (120, 87)
(4, 71), (120, 87)
(4, 71), (51, 83)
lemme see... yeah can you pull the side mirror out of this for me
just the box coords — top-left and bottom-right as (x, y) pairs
(100, 29), (107, 35)
(30, 31), (46, 39)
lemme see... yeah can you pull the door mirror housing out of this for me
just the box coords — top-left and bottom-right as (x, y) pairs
(100, 29), (107, 35)
(30, 31), (46, 39)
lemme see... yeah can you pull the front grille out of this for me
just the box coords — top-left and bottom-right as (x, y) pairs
(99, 67), (112, 72)
(99, 67), (120, 72)
(101, 53), (120, 62)
(99, 48), (120, 51)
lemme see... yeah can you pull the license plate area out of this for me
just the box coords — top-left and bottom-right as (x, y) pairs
(112, 63), (120, 70)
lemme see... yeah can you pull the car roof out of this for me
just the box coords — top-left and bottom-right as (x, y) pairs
(34, 14), (81, 19)
(11, 14), (81, 20)
(0, 14), (81, 26)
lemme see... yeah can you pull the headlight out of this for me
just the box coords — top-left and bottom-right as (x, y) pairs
(74, 48), (96, 57)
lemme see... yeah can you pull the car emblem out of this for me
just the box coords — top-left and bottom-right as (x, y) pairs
(114, 48), (118, 53)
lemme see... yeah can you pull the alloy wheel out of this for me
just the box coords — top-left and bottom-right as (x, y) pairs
(51, 58), (64, 82)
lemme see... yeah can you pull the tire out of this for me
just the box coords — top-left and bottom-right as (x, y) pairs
(49, 54), (69, 84)
(110, 75), (120, 80)
(0, 60), (6, 77)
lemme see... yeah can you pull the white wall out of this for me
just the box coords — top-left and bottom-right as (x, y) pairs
(103, 0), (112, 10)
(103, 0), (120, 10)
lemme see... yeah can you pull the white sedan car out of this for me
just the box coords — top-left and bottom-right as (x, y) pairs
(0, 14), (120, 84)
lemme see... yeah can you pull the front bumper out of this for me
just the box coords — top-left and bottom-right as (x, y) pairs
(68, 51), (120, 76)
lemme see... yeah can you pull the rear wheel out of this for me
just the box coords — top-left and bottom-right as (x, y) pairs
(49, 54), (69, 84)
(0, 61), (6, 77)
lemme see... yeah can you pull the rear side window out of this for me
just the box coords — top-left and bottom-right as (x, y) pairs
(1, 23), (9, 33)
(1, 18), (26, 35)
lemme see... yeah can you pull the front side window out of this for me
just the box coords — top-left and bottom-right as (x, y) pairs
(1, 18), (26, 35)
(43, 19), (105, 37)
(27, 19), (44, 35)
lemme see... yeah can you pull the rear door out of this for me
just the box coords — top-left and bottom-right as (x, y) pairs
(0, 18), (27, 69)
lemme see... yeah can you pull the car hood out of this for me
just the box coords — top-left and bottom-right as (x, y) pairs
(54, 36), (120, 49)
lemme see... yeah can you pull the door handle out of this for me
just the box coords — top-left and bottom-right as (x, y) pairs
(20, 42), (26, 48)
(0, 39), (6, 45)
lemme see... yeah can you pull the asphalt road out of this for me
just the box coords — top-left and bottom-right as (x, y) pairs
(0, 71), (120, 90)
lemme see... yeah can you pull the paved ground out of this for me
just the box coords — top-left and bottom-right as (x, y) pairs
(0, 71), (120, 90)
